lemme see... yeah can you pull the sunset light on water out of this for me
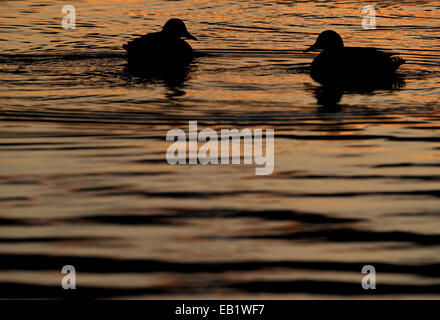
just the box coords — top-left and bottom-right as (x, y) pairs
(0, 0), (439, 303)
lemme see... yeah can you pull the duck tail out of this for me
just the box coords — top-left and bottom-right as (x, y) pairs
(123, 40), (134, 52)
(391, 56), (405, 72)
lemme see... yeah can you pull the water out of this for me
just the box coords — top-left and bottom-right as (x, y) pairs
(0, 0), (440, 299)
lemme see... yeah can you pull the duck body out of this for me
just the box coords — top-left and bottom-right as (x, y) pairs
(306, 31), (405, 87)
(310, 47), (405, 86)
(124, 32), (194, 69)
(123, 19), (197, 71)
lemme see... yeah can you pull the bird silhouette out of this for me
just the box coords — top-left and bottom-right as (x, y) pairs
(304, 30), (405, 87)
(123, 19), (198, 70)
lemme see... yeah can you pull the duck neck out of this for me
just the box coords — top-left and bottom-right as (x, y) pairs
(161, 30), (181, 39)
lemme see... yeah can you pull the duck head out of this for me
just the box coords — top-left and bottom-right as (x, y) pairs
(304, 30), (344, 52)
(162, 18), (197, 40)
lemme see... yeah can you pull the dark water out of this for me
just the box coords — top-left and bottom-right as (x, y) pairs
(0, 0), (440, 299)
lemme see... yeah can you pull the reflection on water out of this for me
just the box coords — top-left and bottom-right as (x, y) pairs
(311, 75), (406, 107)
(124, 64), (195, 97)
(0, 0), (440, 299)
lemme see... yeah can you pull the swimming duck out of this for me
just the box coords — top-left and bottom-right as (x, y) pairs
(123, 19), (197, 69)
(304, 30), (405, 86)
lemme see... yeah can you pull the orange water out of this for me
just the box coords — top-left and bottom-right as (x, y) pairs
(0, 0), (439, 298)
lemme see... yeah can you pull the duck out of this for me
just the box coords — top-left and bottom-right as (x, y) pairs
(123, 19), (197, 70)
(304, 30), (405, 87)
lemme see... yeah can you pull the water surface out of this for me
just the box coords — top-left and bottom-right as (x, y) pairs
(0, 0), (440, 299)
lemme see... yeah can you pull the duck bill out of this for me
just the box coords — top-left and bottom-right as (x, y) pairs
(184, 31), (198, 41)
(304, 44), (317, 53)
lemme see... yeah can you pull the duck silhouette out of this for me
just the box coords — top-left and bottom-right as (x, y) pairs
(123, 19), (197, 70)
(304, 30), (405, 87)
